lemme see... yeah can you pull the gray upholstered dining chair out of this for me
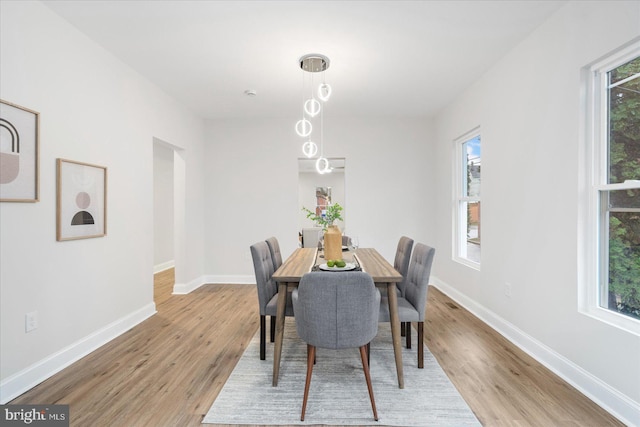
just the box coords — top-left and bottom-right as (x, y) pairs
(250, 241), (294, 360)
(379, 243), (435, 368)
(394, 236), (414, 296)
(265, 236), (283, 271)
(292, 272), (380, 422)
(394, 236), (414, 337)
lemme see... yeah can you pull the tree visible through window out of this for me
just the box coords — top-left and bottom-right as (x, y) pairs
(601, 55), (640, 320)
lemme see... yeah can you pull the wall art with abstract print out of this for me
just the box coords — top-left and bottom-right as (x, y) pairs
(56, 158), (107, 241)
(0, 100), (39, 202)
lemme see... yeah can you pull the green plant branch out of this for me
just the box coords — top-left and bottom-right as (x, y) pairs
(302, 203), (343, 230)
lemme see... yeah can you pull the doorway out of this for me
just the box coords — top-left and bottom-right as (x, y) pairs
(153, 139), (183, 305)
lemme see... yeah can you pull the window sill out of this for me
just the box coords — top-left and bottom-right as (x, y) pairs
(579, 306), (640, 337)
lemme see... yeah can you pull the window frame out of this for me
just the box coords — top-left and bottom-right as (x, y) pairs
(453, 127), (481, 270)
(579, 40), (640, 335)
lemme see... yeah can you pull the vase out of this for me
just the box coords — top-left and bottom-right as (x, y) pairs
(323, 225), (343, 261)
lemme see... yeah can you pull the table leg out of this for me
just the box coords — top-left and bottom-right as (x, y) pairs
(387, 282), (404, 389)
(272, 282), (287, 386)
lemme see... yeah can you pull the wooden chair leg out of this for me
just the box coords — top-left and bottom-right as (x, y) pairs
(270, 316), (276, 342)
(401, 321), (406, 337)
(359, 345), (379, 421)
(366, 342), (370, 366)
(418, 321), (424, 368)
(307, 343), (317, 364)
(260, 315), (266, 360)
(406, 322), (412, 349)
(301, 344), (315, 421)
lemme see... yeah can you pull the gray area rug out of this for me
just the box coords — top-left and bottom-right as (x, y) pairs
(203, 319), (481, 426)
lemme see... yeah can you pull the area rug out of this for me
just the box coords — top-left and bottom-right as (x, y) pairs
(203, 319), (481, 426)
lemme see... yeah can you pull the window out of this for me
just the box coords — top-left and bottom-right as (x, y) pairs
(454, 129), (481, 268)
(581, 41), (640, 333)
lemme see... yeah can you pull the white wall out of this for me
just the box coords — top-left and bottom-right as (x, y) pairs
(432, 1), (640, 424)
(153, 141), (174, 271)
(0, 1), (206, 402)
(203, 117), (436, 282)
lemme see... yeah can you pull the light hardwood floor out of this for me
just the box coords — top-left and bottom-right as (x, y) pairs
(9, 269), (625, 426)
(153, 268), (174, 306)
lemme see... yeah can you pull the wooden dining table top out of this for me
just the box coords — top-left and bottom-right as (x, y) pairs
(272, 247), (402, 283)
(272, 247), (318, 282)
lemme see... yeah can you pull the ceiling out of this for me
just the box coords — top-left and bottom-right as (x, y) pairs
(43, 0), (567, 120)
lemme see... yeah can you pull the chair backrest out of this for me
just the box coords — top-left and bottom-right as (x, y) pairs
(393, 236), (414, 295)
(265, 236), (282, 271)
(302, 227), (322, 248)
(403, 243), (436, 321)
(250, 241), (277, 315)
(293, 272), (380, 349)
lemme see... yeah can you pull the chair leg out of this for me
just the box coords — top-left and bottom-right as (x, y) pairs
(401, 321), (406, 337)
(418, 321), (424, 368)
(406, 322), (412, 349)
(307, 344), (317, 364)
(260, 315), (266, 360)
(270, 316), (276, 342)
(301, 344), (315, 421)
(359, 345), (379, 421)
(366, 342), (370, 366)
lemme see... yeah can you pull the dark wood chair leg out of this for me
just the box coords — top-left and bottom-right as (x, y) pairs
(270, 316), (276, 342)
(418, 321), (424, 368)
(401, 321), (406, 337)
(406, 321), (412, 349)
(260, 315), (266, 360)
(366, 342), (370, 366)
(301, 344), (315, 421)
(359, 345), (378, 421)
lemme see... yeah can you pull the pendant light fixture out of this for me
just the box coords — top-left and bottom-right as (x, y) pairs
(296, 53), (332, 173)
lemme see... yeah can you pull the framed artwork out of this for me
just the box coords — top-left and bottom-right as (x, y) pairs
(56, 158), (107, 241)
(0, 99), (40, 202)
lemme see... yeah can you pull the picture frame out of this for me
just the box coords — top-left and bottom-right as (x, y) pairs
(0, 99), (40, 202)
(56, 158), (107, 241)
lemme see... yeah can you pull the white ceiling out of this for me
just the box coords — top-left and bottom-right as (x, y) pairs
(43, 0), (567, 120)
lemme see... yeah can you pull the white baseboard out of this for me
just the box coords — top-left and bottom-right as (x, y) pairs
(172, 275), (254, 294)
(204, 275), (255, 285)
(172, 276), (205, 294)
(153, 260), (175, 274)
(0, 303), (156, 404)
(430, 276), (640, 427)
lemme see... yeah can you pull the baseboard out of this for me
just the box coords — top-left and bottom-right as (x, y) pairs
(153, 260), (175, 274)
(430, 276), (640, 427)
(172, 275), (254, 295)
(0, 303), (157, 404)
(172, 276), (205, 294)
(204, 275), (255, 285)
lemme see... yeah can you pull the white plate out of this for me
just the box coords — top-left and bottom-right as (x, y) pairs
(318, 262), (357, 271)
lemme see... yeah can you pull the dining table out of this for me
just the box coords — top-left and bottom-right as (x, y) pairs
(271, 246), (405, 388)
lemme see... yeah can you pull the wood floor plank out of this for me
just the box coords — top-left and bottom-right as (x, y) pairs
(423, 288), (625, 427)
(154, 268), (175, 306)
(8, 272), (625, 426)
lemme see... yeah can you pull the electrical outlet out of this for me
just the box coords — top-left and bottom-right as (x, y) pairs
(25, 311), (38, 332)
(504, 282), (512, 298)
